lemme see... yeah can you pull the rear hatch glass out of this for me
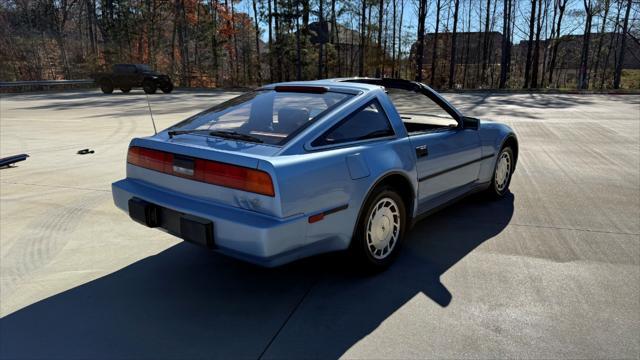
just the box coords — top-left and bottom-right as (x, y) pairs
(168, 90), (353, 145)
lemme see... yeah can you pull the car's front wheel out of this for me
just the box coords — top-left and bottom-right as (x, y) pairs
(487, 146), (514, 198)
(351, 186), (406, 271)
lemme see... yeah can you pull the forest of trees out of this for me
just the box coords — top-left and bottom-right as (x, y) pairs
(1, 0), (638, 89)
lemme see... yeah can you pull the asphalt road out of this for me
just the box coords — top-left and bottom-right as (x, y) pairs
(1, 89), (638, 359)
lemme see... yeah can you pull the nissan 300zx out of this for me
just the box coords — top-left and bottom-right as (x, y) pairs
(112, 78), (518, 270)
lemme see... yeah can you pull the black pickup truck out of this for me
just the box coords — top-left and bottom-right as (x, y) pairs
(92, 64), (173, 94)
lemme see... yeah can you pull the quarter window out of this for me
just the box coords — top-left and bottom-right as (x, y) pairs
(312, 100), (394, 147)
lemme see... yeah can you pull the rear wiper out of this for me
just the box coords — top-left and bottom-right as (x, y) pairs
(208, 130), (264, 143)
(167, 129), (210, 139)
(167, 129), (263, 143)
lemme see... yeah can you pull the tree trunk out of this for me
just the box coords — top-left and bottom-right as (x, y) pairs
(613, 0), (632, 89)
(430, 0), (440, 86)
(591, 0), (609, 88)
(448, 0), (460, 88)
(578, 0), (593, 89)
(231, 0), (240, 84)
(462, 0), (470, 87)
(376, 0), (384, 77)
(294, 0), (302, 80)
(317, 0), (324, 78)
(359, 0), (366, 76)
(481, 0), (491, 86)
(524, 0), (537, 88)
(499, 0), (511, 88)
(267, 0), (273, 82)
(274, 0), (282, 81)
(397, 0), (404, 78)
(331, 0), (339, 76)
(531, 0), (544, 88)
(252, 0), (262, 84)
(415, 0), (427, 81)
(391, 0), (397, 77)
(548, 0), (566, 86)
(601, 1), (622, 89)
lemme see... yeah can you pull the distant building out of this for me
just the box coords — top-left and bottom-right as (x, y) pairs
(411, 31), (639, 87)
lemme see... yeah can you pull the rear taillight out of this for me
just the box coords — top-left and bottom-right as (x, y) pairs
(127, 146), (275, 197)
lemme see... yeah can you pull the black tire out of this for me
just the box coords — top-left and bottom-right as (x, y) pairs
(160, 82), (174, 93)
(351, 186), (406, 271)
(486, 146), (514, 198)
(143, 80), (157, 94)
(120, 87), (131, 93)
(100, 81), (114, 94)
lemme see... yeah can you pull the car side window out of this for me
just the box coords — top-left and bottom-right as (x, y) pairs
(312, 99), (394, 147)
(387, 88), (458, 133)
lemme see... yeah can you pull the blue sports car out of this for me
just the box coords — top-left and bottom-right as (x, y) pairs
(112, 78), (518, 269)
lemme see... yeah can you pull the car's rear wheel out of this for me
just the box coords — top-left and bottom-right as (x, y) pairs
(100, 80), (114, 94)
(351, 186), (406, 271)
(120, 87), (131, 93)
(487, 146), (514, 198)
(160, 82), (174, 93)
(143, 80), (157, 94)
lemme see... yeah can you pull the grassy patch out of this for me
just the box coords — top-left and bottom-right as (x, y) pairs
(621, 69), (640, 89)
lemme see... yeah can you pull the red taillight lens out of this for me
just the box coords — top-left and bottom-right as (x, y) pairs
(195, 159), (275, 196)
(127, 146), (275, 197)
(127, 146), (173, 173)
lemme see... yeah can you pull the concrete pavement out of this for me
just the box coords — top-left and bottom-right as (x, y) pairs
(0, 89), (638, 359)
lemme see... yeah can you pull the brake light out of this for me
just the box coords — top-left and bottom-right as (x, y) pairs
(127, 146), (275, 196)
(127, 146), (173, 173)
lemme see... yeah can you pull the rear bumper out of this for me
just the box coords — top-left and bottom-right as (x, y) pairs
(112, 179), (320, 267)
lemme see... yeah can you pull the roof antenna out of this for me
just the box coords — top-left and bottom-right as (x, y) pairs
(145, 93), (158, 135)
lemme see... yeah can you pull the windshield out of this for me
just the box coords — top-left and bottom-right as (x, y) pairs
(136, 64), (153, 72)
(169, 90), (353, 145)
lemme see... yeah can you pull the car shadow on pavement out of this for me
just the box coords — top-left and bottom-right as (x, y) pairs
(0, 193), (514, 359)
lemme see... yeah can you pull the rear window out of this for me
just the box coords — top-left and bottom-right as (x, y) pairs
(169, 90), (353, 145)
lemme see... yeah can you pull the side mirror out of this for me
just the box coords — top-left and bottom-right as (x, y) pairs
(462, 116), (479, 130)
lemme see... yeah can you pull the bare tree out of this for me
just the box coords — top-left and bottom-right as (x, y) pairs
(613, 0), (632, 88)
(252, 0), (262, 84)
(578, 0), (595, 89)
(415, 0), (428, 81)
(397, 0), (405, 78)
(359, 0), (366, 76)
(376, 0), (385, 76)
(430, 0), (441, 86)
(499, 0), (512, 88)
(318, 0), (324, 78)
(601, 0), (623, 88)
(391, 0), (397, 76)
(591, 0), (610, 88)
(531, 0), (547, 88)
(524, 0), (537, 88)
(548, 0), (569, 86)
(448, 0), (460, 88)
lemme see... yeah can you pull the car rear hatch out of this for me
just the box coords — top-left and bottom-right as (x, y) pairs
(125, 135), (283, 218)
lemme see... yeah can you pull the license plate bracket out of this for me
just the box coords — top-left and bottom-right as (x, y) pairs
(180, 214), (214, 249)
(128, 198), (160, 227)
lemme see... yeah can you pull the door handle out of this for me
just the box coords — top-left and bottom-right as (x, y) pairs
(416, 145), (429, 158)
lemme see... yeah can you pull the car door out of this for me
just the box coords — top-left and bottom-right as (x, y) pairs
(112, 65), (126, 86)
(409, 127), (481, 208)
(384, 83), (481, 210)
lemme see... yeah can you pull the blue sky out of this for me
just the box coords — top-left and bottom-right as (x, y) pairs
(235, 0), (589, 48)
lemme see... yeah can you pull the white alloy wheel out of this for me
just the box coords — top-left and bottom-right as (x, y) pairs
(366, 197), (401, 260)
(495, 150), (512, 192)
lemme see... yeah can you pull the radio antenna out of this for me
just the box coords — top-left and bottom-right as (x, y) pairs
(145, 93), (158, 135)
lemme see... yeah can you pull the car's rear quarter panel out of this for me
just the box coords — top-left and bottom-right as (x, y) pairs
(270, 137), (417, 252)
